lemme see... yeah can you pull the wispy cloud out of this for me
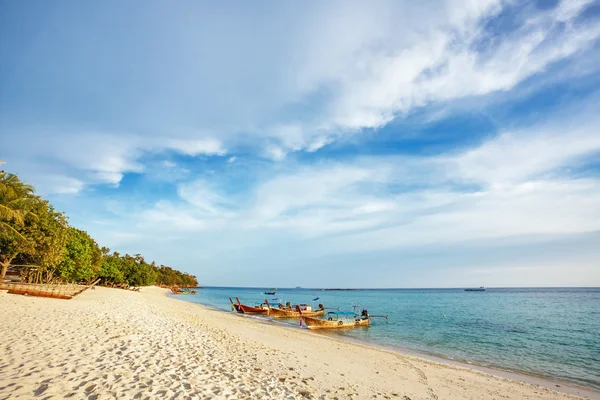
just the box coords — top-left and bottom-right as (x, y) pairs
(125, 107), (600, 252)
(3, 0), (600, 179)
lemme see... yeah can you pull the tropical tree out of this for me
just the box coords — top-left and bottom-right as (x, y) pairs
(0, 171), (35, 235)
(98, 252), (126, 285)
(0, 172), (37, 280)
(12, 199), (70, 282)
(1, 169), (198, 286)
(56, 228), (102, 282)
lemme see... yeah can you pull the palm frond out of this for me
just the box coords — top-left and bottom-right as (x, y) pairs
(0, 204), (25, 225)
(0, 221), (28, 241)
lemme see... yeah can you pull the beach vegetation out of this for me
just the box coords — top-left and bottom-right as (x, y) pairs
(0, 169), (198, 287)
(57, 228), (103, 282)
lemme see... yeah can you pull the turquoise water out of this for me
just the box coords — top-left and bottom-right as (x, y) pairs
(174, 287), (600, 390)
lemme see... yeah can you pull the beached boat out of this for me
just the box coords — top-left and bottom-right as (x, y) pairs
(235, 297), (269, 314)
(0, 279), (100, 300)
(299, 309), (371, 330)
(465, 287), (487, 292)
(229, 297), (243, 312)
(265, 299), (325, 318)
(171, 287), (196, 295)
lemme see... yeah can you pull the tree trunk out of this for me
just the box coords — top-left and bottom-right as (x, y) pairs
(0, 262), (8, 281)
(0, 252), (18, 281)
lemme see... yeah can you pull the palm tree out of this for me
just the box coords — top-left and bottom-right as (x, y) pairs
(0, 171), (36, 280)
(0, 171), (35, 232)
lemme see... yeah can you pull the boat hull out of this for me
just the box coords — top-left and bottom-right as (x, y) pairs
(229, 298), (243, 312)
(235, 298), (269, 314)
(269, 307), (325, 318)
(301, 315), (370, 330)
(238, 304), (269, 314)
(0, 282), (98, 300)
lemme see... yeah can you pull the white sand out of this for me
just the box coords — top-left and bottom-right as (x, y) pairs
(1, 286), (597, 399)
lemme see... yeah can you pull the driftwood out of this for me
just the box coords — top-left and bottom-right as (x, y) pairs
(73, 278), (102, 295)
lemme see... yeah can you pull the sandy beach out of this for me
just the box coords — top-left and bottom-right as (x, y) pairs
(1, 287), (597, 400)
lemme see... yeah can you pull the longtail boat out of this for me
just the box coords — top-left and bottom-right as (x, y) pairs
(235, 297), (269, 314)
(265, 299), (325, 318)
(297, 306), (373, 330)
(229, 297), (242, 312)
(0, 279), (101, 300)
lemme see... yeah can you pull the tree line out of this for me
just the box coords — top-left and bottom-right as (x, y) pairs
(0, 169), (197, 288)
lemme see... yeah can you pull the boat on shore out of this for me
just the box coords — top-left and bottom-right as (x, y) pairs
(299, 308), (371, 329)
(171, 287), (196, 295)
(265, 299), (325, 318)
(465, 287), (487, 292)
(229, 297), (242, 312)
(235, 297), (269, 314)
(0, 279), (101, 300)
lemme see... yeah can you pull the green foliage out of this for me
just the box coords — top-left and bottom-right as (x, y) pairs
(0, 171), (40, 281)
(0, 171), (36, 230)
(155, 265), (198, 287)
(0, 171), (38, 278)
(16, 199), (70, 280)
(56, 228), (102, 282)
(0, 169), (198, 286)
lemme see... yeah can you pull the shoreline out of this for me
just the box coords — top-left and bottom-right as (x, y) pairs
(2, 286), (598, 399)
(175, 294), (600, 399)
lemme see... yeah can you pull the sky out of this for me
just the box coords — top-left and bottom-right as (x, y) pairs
(1, 0), (600, 288)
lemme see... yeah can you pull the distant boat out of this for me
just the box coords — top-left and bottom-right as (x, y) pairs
(465, 287), (487, 292)
(264, 289), (276, 295)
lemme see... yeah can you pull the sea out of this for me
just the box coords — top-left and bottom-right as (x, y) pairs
(172, 287), (600, 390)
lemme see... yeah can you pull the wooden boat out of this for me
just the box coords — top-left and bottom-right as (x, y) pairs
(264, 289), (277, 295)
(298, 308), (371, 330)
(229, 297), (242, 312)
(171, 286), (197, 294)
(0, 279), (100, 300)
(265, 299), (325, 318)
(235, 297), (269, 314)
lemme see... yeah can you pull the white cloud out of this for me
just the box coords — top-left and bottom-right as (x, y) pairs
(165, 138), (226, 156)
(0, 130), (226, 194)
(4, 0), (600, 184)
(35, 175), (85, 195)
(316, 0), (600, 136)
(177, 180), (233, 216)
(129, 109), (600, 248)
(448, 121), (600, 185)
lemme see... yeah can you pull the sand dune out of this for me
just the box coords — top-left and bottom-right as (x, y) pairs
(0, 287), (596, 399)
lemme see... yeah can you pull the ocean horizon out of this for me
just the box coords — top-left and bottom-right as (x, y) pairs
(174, 286), (600, 391)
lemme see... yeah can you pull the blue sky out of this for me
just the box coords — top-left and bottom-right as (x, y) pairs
(1, 0), (600, 287)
